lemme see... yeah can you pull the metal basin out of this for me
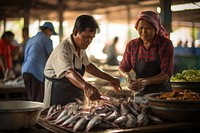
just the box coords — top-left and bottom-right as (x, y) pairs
(0, 100), (44, 130)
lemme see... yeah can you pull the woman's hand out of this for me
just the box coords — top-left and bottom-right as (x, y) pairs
(126, 78), (150, 91)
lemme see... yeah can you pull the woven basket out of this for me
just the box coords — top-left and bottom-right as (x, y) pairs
(171, 82), (200, 93)
(144, 93), (200, 122)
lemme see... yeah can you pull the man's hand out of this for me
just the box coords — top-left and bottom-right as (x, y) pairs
(84, 83), (102, 101)
(109, 77), (122, 92)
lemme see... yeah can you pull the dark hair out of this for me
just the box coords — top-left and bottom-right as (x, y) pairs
(73, 15), (100, 34)
(1, 31), (14, 39)
(114, 36), (118, 41)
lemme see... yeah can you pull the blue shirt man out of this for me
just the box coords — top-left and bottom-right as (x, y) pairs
(22, 22), (57, 102)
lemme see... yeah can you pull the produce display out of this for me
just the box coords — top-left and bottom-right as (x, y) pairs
(156, 89), (200, 101)
(170, 69), (200, 82)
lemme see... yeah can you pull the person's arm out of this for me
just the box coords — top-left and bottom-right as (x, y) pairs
(65, 68), (101, 101)
(85, 63), (122, 92)
(0, 55), (6, 73)
(145, 73), (169, 85)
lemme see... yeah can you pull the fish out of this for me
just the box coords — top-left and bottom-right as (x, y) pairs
(104, 101), (118, 111)
(127, 103), (139, 116)
(63, 102), (77, 110)
(56, 104), (62, 111)
(73, 116), (89, 132)
(140, 104), (150, 114)
(96, 120), (119, 129)
(66, 120), (77, 128)
(48, 110), (62, 121)
(120, 103), (129, 116)
(125, 114), (137, 128)
(141, 115), (149, 126)
(147, 113), (162, 123)
(113, 115), (127, 125)
(46, 109), (62, 121)
(46, 104), (56, 118)
(86, 115), (101, 132)
(94, 105), (110, 114)
(54, 114), (71, 125)
(137, 113), (147, 126)
(130, 101), (140, 113)
(43, 96), (154, 132)
(104, 110), (120, 122)
(55, 109), (68, 122)
(60, 113), (81, 126)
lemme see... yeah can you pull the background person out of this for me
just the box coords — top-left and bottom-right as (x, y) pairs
(119, 11), (174, 103)
(0, 31), (17, 81)
(20, 27), (30, 62)
(22, 22), (57, 102)
(12, 27), (30, 77)
(43, 15), (122, 107)
(104, 36), (119, 66)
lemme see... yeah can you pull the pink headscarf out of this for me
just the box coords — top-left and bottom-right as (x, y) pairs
(135, 11), (169, 39)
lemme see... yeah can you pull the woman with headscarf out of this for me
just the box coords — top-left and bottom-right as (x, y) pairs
(119, 11), (174, 104)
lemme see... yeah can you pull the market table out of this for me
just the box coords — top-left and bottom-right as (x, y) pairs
(0, 117), (199, 133)
(37, 117), (200, 133)
(0, 82), (26, 100)
(0, 124), (53, 133)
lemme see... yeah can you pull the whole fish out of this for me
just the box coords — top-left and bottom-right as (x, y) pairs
(104, 110), (120, 122)
(73, 116), (89, 132)
(54, 114), (71, 125)
(120, 103), (129, 116)
(86, 115), (101, 132)
(96, 120), (119, 129)
(55, 109), (68, 122)
(125, 114), (137, 128)
(147, 113), (162, 123)
(140, 104), (150, 113)
(137, 113), (147, 126)
(130, 101), (140, 113)
(103, 101), (118, 111)
(94, 105), (110, 114)
(66, 120), (77, 128)
(46, 110), (62, 121)
(45, 104), (56, 119)
(113, 115), (127, 125)
(63, 102), (77, 110)
(56, 104), (62, 111)
(60, 113), (81, 126)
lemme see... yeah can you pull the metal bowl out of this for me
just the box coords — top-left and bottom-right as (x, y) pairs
(171, 82), (200, 93)
(144, 93), (200, 122)
(0, 100), (44, 130)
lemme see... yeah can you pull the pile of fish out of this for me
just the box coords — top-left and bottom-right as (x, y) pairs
(43, 97), (162, 132)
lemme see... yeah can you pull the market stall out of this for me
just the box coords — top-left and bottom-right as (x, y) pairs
(0, 78), (26, 100)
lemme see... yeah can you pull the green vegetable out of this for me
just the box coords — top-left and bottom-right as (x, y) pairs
(170, 69), (200, 82)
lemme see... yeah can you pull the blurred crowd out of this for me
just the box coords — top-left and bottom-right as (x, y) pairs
(0, 27), (29, 81)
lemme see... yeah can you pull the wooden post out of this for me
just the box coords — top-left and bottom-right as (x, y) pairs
(160, 0), (172, 35)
